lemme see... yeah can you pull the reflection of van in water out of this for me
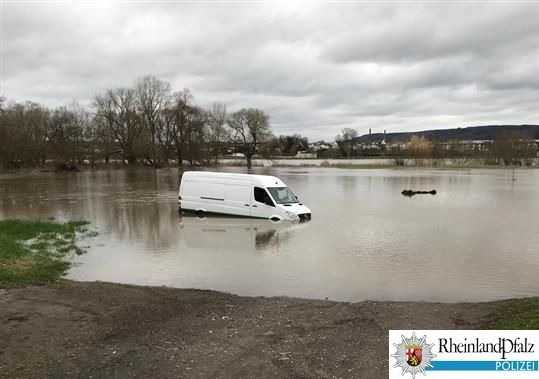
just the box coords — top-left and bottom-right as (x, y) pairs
(178, 171), (311, 221)
(178, 215), (304, 251)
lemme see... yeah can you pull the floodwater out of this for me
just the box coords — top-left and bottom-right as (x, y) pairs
(1, 167), (538, 302)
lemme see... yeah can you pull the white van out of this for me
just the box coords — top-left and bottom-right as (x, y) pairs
(178, 171), (311, 222)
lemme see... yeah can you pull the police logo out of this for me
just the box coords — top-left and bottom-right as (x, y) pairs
(392, 333), (436, 378)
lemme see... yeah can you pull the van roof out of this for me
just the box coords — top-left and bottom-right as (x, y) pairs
(181, 171), (286, 187)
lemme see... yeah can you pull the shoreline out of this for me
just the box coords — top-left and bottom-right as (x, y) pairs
(1, 280), (536, 378)
(218, 157), (539, 169)
(2, 157), (539, 175)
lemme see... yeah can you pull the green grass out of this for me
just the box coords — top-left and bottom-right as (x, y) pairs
(0, 219), (93, 287)
(490, 298), (539, 329)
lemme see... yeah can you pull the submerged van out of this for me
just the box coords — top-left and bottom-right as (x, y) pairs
(178, 171), (311, 222)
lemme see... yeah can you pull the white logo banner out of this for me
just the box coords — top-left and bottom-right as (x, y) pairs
(389, 330), (539, 379)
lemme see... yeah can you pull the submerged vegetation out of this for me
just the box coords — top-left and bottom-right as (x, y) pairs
(0, 219), (94, 287)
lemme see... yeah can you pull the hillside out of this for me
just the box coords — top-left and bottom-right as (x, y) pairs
(351, 125), (539, 144)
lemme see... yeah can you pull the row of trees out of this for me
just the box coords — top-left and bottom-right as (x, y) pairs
(9, 82), (533, 167)
(1, 76), (293, 169)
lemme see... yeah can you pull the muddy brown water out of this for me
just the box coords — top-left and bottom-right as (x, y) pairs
(1, 167), (538, 302)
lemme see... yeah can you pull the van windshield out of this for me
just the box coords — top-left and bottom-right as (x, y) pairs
(267, 187), (298, 204)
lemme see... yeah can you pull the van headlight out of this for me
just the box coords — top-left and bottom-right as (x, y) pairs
(285, 211), (298, 219)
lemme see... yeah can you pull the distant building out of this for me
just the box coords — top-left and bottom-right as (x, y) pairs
(295, 151), (317, 159)
(308, 141), (333, 151)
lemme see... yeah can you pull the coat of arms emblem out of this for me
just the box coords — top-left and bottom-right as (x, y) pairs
(392, 333), (435, 378)
(406, 345), (422, 366)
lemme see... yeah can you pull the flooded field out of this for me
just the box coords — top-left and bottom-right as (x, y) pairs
(1, 167), (538, 302)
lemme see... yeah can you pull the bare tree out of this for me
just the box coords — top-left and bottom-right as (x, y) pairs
(206, 103), (228, 164)
(136, 75), (171, 167)
(169, 89), (194, 167)
(168, 95), (209, 167)
(335, 128), (358, 142)
(493, 130), (520, 165)
(94, 88), (142, 164)
(228, 108), (271, 169)
(272, 134), (309, 156)
(159, 104), (176, 165)
(335, 128), (358, 157)
(48, 106), (83, 164)
(185, 107), (208, 166)
(0, 101), (49, 168)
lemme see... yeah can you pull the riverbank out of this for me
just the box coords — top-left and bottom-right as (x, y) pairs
(218, 157), (539, 168)
(0, 280), (537, 379)
(3, 157), (539, 174)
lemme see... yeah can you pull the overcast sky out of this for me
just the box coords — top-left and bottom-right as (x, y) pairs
(2, 1), (539, 140)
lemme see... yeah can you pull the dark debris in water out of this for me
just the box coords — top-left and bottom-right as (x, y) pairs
(401, 189), (437, 197)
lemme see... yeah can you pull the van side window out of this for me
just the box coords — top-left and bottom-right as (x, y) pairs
(254, 187), (275, 207)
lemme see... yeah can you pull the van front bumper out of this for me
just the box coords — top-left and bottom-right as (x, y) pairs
(298, 213), (311, 222)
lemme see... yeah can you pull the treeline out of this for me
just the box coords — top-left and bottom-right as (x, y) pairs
(334, 127), (539, 163)
(0, 76), (312, 170)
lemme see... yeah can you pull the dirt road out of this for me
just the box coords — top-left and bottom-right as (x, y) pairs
(1, 281), (497, 379)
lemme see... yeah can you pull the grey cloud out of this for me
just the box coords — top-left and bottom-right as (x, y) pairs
(323, 4), (539, 63)
(2, 1), (539, 140)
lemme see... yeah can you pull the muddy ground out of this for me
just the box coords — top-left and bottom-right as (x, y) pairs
(1, 281), (499, 379)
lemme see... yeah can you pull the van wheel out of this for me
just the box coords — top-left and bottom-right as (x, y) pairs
(195, 210), (205, 218)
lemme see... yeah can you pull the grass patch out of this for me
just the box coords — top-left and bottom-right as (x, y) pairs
(489, 298), (539, 329)
(0, 219), (94, 287)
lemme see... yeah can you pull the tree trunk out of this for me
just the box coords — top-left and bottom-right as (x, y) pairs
(177, 149), (183, 168)
(126, 153), (136, 165)
(151, 129), (159, 168)
(246, 154), (252, 169)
